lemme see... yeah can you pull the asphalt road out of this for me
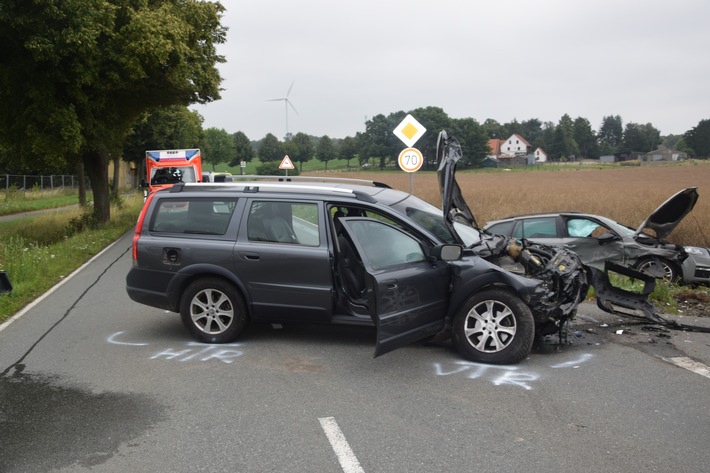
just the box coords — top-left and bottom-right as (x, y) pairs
(1, 231), (709, 472)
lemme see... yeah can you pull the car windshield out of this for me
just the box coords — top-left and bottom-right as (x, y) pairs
(597, 216), (637, 237)
(389, 194), (481, 247)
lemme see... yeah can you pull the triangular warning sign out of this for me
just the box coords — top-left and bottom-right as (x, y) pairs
(279, 155), (295, 169)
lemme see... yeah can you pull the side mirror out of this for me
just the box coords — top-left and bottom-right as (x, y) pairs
(431, 244), (463, 261)
(140, 179), (148, 188)
(597, 232), (619, 245)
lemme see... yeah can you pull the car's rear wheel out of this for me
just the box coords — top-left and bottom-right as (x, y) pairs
(452, 288), (535, 364)
(180, 278), (248, 343)
(635, 258), (679, 283)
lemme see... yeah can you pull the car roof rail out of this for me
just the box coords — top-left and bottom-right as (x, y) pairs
(172, 181), (380, 204)
(225, 175), (392, 189)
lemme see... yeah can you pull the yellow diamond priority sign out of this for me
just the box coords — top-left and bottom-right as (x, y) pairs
(393, 114), (426, 148)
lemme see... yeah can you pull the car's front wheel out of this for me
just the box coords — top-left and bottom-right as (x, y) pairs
(180, 278), (248, 343)
(452, 288), (535, 364)
(635, 257), (679, 283)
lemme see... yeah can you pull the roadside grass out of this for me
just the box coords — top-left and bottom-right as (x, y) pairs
(586, 271), (687, 314)
(0, 192), (143, 323)
(0, 187), (92, 216)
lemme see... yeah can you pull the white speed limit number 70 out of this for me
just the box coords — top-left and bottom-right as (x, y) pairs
(398, 147), (423, 173)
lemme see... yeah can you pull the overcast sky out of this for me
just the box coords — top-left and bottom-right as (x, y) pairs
(191, 0), (710, 140)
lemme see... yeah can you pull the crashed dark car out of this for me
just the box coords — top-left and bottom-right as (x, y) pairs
(126, 131), (645, 364)
(484, 187), (710, 285)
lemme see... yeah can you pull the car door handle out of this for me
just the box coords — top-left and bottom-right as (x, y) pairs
(564, 243), (576, 248)
(240, 252), (260, 261)
(382, 279), (398, 289)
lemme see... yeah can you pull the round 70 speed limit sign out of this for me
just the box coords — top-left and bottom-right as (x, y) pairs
(398, 147), (424, 173)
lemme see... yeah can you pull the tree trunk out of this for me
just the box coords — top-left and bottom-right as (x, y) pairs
(112, 156), (120, 195)
(83, 150), (111, 224)
(77, 161), (86, 206)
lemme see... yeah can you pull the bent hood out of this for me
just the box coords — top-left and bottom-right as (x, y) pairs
(634, 187), (698, 239)
(436, 131), (477, 241)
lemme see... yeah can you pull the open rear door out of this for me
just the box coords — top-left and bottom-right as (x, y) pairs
(339, 218), (451, 357)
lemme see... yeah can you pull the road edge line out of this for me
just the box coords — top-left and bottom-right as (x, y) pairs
(0, 237), (124, 333)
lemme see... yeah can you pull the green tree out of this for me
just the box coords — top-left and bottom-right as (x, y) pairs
(359, 113), (404, 169)
(290, 132), (315, 171)
(538, 121), (556, 154)
(623, 122), (660, 153)
(202, 128), (234, 171)
(339, 136), (358, 167)
(598, 115), (624, 155)
(0, 0), (226, 223)
(258, 133), (283, 162)
(316, 135), (337, 170)
(684, 119), (710, 158)
(505, 119), (524, 137)
(520, 119), (544, 149)
(482, 119), (508, 140)
(450, 118), (489, 167)
(123, 105), (204, 165)
(229, 131), (255, 167)
(550, 114), (579, 160)
(573, 117), (599, 159)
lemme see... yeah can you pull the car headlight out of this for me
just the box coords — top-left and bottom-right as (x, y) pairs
(684, 246), (709, 256)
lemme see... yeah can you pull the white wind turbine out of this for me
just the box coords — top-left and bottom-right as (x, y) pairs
(267, 80), (298, 140)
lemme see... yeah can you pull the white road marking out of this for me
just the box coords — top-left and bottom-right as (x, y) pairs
(663, 356), (710, 379)
(319, 417), (365, 473)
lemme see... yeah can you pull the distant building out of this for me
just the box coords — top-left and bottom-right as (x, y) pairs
(501, 134), (531, 156)
(486, 138), (504, 160)
(486, 134), (532, 166)
(531, 147), (547, 163)
(644, 146), (687, 162)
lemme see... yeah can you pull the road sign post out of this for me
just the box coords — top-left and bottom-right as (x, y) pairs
(279, 155), (295, 177)
(393, 115), (426, 193)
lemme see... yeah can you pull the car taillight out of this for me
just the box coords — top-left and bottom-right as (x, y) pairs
(132, 193), (155, 263)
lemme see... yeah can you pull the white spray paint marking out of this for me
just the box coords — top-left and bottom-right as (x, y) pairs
(150, 343), (243, 363)
(434, 354), (594, 390)
(107, 331), (243, 363)
(107, 331), (149, 346)
(319, 417), (365, 473)
(550, 353), (593, 369)
(433, 361), (537, 390)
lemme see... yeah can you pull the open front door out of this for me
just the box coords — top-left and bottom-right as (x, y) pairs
(339, 218), (451, 357)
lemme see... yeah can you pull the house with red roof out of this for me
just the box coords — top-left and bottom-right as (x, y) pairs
(486, 134), (533, 166)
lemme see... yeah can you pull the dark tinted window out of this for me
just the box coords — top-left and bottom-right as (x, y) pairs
(150, 198), (236, 235)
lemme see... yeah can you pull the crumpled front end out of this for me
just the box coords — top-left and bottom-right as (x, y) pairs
(522, 244), (589, 334)
(481, 235), (589, 335)
(435, 130), (590, 336)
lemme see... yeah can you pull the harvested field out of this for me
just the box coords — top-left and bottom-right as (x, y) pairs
(314, 161), (710, 248)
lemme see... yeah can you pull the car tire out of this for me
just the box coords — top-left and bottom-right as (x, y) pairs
(635, 258), (679, 283)
(180, 278), (248, 343)
(452, 288), (535, 364)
